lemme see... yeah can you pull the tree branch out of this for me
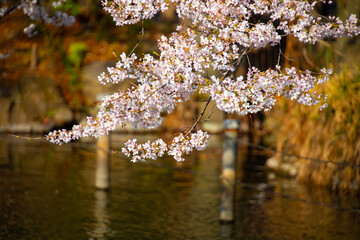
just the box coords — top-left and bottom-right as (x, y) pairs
(0, 0), (23, 20)
(184, 96), (212, 138)
(128, 20), (145, 57)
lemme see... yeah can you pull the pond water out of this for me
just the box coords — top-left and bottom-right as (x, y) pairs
(0, 134), (360, 240)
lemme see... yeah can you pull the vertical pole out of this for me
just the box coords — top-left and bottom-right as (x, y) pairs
(95, 134), (110, 190)
(220, 119), (239, 223)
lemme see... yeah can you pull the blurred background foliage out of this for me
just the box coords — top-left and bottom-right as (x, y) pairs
(263, 0), (360, 194)
(0, 0), (176, 106)
(0, 0), (359, 193)
(264, 63), (360, 194)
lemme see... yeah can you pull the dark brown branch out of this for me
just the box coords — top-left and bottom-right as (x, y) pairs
(128, 20), (145, 57)
(0, 0), (23, 20)
(184, 96), (212, 138)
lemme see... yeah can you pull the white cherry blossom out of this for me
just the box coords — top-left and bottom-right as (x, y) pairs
(47, 0), (360, 162)
(1, 0), (75, 37)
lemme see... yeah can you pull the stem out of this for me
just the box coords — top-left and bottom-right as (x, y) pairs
(128, 20), (145, 57)
(0, 0), (23, 20)
(184, 96), (212, 138)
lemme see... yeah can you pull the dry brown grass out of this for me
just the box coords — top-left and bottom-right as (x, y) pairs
(265, 66), (360, 194)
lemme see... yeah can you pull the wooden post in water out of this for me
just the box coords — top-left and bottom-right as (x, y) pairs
(95, 134), (110, 190)
(220, 119), (239, 223)
(95, 93), (111, 190)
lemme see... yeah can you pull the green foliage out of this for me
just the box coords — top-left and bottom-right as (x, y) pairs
(51, 0), (81, 16)
(57, 42), (88, 107)
(67, 42), (88, 69)
(64, 42), (87, 90)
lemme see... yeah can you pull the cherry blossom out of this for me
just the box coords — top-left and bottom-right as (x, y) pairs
(0, 0), (75, 37)
(47, 0), (360, 162)
(120, 130), (209, 162)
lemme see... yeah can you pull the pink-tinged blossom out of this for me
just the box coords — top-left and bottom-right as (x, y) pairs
(20, 0), (75, 26)
(2, 0), (75, 37)
(47, 0), (360, 162)
(167, 130), (209, 161)
(101, 0), (180, 26)
(24, 23), (37, 37)
(120, 131), (208, 162)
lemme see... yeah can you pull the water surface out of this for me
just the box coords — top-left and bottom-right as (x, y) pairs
(0, 134), (359, 239)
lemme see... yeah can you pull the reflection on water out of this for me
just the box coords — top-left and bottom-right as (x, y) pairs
(0, 134), (359, 240)
(90, 190), (112, 240)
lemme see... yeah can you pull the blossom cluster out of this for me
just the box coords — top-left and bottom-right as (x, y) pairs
(202, 66), (331, 115)
(121, 130), (209, 162)
(122, 138), (168, 162)
(101, 0), (178, 26)
(47, 0), (360, 162)
(102, 0), (360, 46)
(1, 0), (75, 37)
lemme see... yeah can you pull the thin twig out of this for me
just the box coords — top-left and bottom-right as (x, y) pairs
(0, 0), (23, 21)
(128, 20), (145, 57)
(277, 45), (282, 67)
(279, 48), (294, 63)
(302, 46), (320, 70)
(139, 83), (168, 110)
(8, 134), (43, 140)
(184, 96), (212, 138)
(246, 52), (251, 67)
(202, 103), (215, 122)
